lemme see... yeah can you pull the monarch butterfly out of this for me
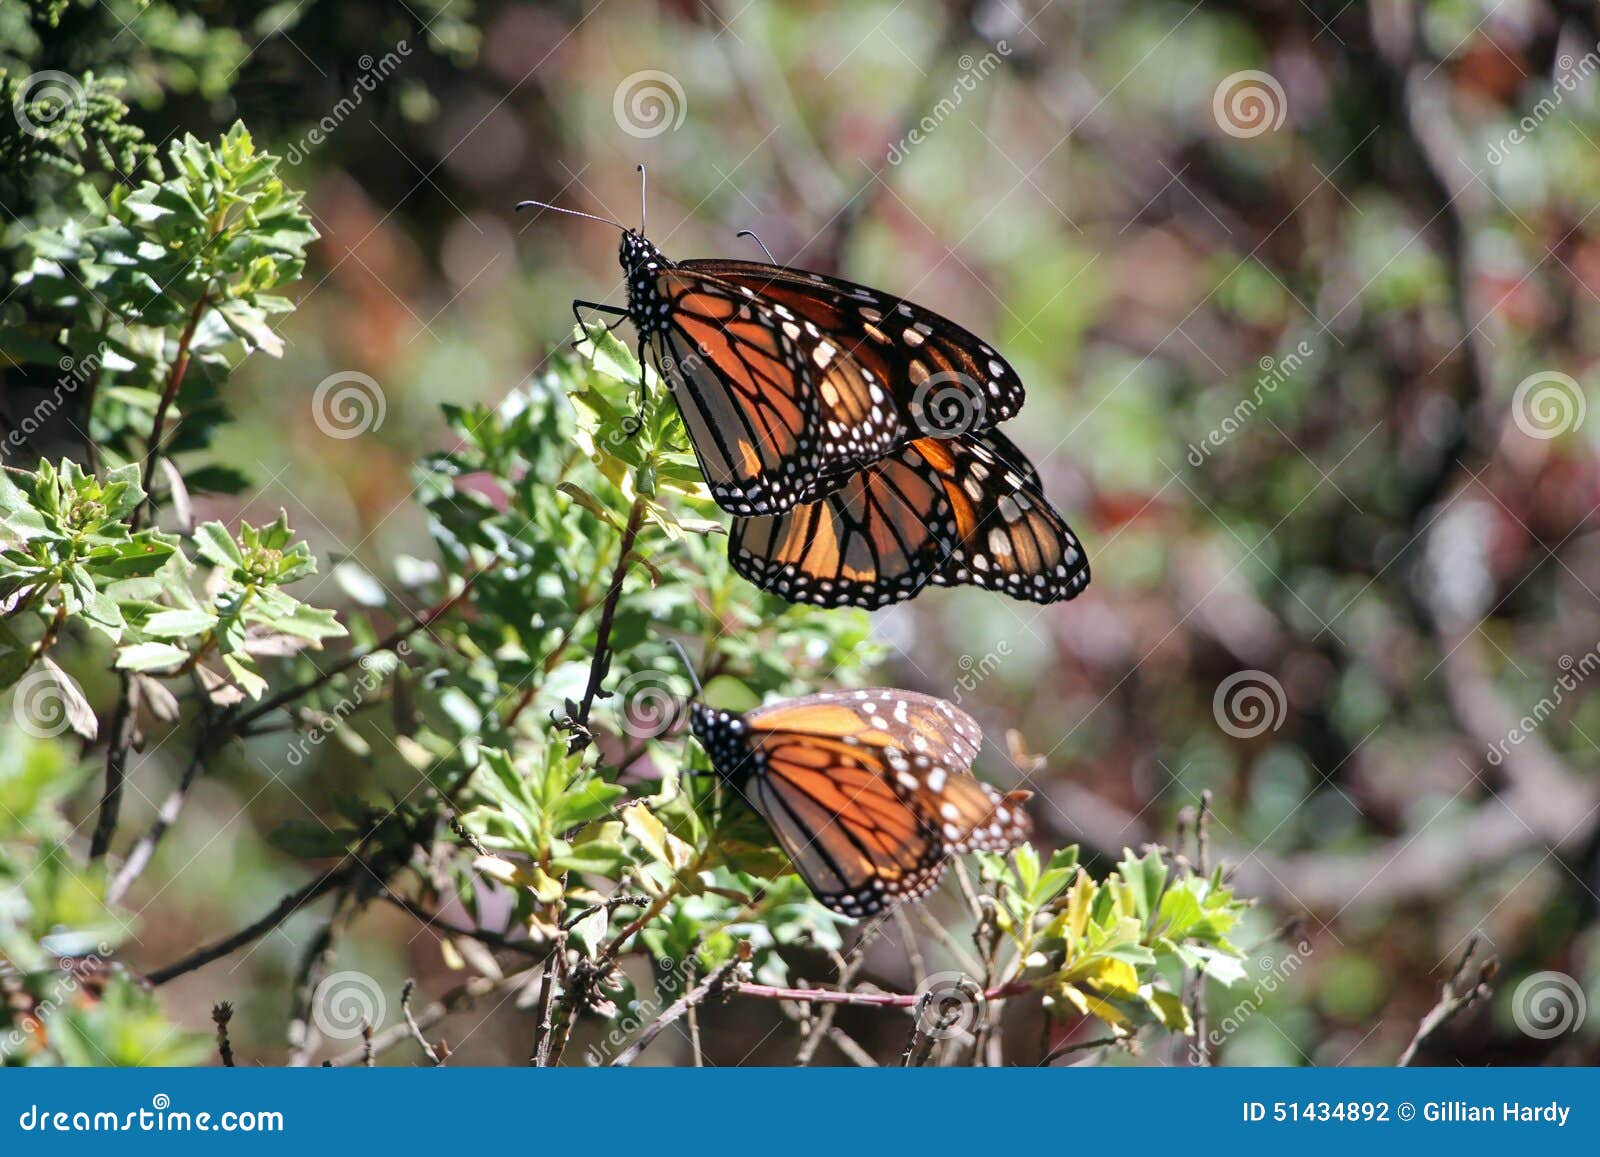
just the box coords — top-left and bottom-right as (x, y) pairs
(728, 429), (1091, 609)
(690, 687), (1032, 916)
(518, 171), (1026, 516)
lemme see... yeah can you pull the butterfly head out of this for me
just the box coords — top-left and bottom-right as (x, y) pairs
(688, 701), (753, 780)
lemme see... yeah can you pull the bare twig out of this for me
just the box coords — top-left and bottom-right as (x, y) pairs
(146, 862), (358, 986)
(402, 979), (446, 1066)
(1398, 938), (1498, 1066)
(567, 495), (648, 751)
(1041, 1034), (1126, 1067)
(732, 978), (1030, 1007)
(328, 969), (532, 1067)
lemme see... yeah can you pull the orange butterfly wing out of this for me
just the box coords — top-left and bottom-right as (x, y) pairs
(691, 690), (1027, 917)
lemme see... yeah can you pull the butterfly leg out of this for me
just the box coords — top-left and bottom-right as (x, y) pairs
(619, 334), (650, 439)
(570, 298), (630, 336)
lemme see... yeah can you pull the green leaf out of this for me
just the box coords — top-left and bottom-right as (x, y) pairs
(115, 642), (190, 672)
(193, 522), (243, 570)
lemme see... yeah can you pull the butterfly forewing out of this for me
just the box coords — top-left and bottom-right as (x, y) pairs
(651, 268), (899, 514)
(681, 259), (1027, 444)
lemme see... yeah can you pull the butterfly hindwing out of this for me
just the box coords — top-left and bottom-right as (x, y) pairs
(729, 432), (1090, 609)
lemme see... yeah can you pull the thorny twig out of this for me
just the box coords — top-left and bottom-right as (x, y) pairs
(611, 946), (749, 1066)
(212, 1002), (235, 1067)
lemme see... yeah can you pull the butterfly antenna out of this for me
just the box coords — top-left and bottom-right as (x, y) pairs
(736, 230), (779, 264)
(636, 163), (648, 235)
(666, 638), (703, 699)
(513, 199), (627, 232)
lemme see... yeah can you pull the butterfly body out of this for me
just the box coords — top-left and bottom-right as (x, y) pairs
(690, 689), (1031, 917)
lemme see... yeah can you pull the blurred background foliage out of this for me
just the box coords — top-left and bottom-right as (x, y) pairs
(4, 0), (1600, 1065)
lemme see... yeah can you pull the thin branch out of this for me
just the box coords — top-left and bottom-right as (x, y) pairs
(132, 288), (211, 532)
(731, 978), (1031, 1007)
(146, 862), (358, 986)
(1041, 1034), (1125, 1067)
(568, 494), (648, 750)
(1398, 937), (1498, 1066)
(610, 950), (745, 1066)
(402, 979), (446, 1066)
(379, 892), (543, 956)
(88, 675), (139, 860)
